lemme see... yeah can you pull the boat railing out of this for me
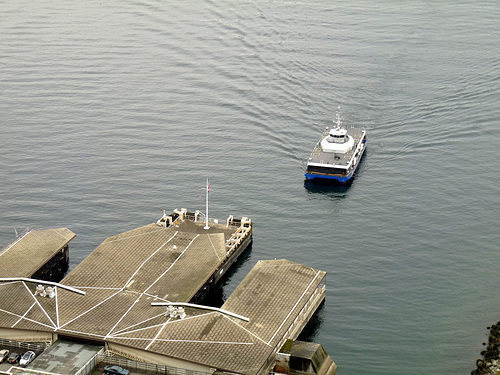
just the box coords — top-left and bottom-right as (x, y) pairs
(346, 134), (366, 169)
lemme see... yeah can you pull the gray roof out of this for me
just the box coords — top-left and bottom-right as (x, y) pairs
(0, 221), (326, 375)
(0, 228), (75, 277)
(106, 259), (326, 375)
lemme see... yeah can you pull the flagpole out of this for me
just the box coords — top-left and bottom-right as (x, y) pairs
(204, 178), (210, 229)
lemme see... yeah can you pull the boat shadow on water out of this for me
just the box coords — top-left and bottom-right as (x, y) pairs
(303, 177), (354, 195)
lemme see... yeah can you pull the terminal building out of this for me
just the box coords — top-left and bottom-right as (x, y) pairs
(0, 210), (335, 375)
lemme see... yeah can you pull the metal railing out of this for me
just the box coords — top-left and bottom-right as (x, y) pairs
(74, 347), (105, 375)
(99, 354), (212, 375)
(257, 280), (327, 375)
(0, 339), (47, 354)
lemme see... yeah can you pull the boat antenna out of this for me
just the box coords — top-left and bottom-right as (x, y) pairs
(204, 178), (210, 230)
(334, 106), (343, 127)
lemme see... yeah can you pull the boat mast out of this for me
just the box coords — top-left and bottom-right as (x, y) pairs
(334, 106), (343, 127)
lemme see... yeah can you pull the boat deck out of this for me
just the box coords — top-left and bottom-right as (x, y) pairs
(307, 127), (365, 168)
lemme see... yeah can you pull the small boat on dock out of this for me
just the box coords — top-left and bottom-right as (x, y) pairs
(305, 109), (366, 182)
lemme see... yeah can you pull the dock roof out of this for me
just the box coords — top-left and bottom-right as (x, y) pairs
(106, 259), (326, 375)
(0, 220), (326, 375)
(0, 220), (240, 338)
(0, 228), (75, 278)
(61, 222), (233, 301)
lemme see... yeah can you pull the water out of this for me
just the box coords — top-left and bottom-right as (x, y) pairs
(1, 1), (499, 373)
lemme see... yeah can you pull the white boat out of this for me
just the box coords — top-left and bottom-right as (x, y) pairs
(305, 110), (366, 182)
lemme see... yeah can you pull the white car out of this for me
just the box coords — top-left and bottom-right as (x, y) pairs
(0, 349), (9, 363)
(19, 351), (36, 367)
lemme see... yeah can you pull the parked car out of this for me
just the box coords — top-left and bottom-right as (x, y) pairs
(19, 351), (36, 367)
(103, 365), (130, 375)
(6, 352), (20, 364)
(0, 349), (9, 363)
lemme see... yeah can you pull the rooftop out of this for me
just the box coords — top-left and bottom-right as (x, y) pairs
(105, 259), (326, 375)
(0, 228), (75, 278)
(0, 217), (326, 375)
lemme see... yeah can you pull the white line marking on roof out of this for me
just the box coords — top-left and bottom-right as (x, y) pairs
(58, 289), (122, 329)
(22, 281), (57, 329)
(9, 365), (63, 375)
(0, 230), (31, 257)
(109, 337), (255, 345)
(267, 270), (322, 345)
(152, 302), (249, 321)
(0, 307), (55, 330)
(160, 311), (214, 325)
(58, 230), (180, 330)
(142, 292), (171, 302)
(145, 317), (171, 350)
(111, 310), (168, 335)
(12, 302), (36, 328)
(104, 227), (172, 244)
(144, 234), (199, 293)
(0, 281), (20, 287)
(1, 278), (85, 295)
(105, 293), (143, 339)
(109, 322), (167, 337)
(123, 231), (179, 289)
(111, 311), (216, 338)
(221, 314), (270, 346)
(207, 234), (221, 262)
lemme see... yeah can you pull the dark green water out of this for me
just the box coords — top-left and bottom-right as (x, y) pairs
(1, 1), (499, 373)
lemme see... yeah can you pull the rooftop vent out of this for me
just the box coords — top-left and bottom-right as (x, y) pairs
(34, 284), (55, 298)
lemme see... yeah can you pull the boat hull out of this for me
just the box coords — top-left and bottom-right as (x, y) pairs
(304, 171), (354, 183)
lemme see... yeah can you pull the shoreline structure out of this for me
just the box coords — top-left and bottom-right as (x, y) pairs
(0, 208), (337, 375)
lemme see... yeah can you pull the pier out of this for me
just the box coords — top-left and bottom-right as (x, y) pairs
(0, 210), (333, 375)
(0, 228), (75, 281)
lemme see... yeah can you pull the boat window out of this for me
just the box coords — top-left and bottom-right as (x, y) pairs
(307, 166), (346, 175)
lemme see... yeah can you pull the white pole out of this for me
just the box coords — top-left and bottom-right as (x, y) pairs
(151, 301), (249, 322)
(204, 178), (210, 229)
(0, 277), (86, 295)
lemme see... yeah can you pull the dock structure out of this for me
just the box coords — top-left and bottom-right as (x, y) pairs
(0, 228), (75, 280)
(0, 211), (329, 375)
